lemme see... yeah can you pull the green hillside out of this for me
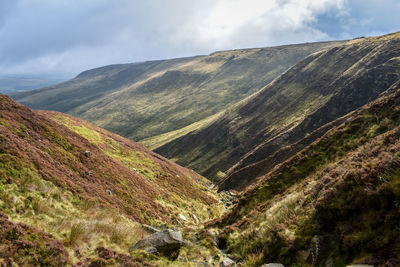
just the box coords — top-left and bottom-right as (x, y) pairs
(11, 41), (342, 141)
(156, 32), (400, 184)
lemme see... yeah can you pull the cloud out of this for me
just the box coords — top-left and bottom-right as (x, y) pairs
(0, 0), (398, 76)
(173, 0), (346, 49)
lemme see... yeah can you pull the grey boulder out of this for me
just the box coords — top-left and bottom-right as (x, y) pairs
(129, 229), (184, 258)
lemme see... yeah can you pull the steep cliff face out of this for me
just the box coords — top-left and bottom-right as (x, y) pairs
(216, 85), (400, 266)
(156, 32), (400, 184)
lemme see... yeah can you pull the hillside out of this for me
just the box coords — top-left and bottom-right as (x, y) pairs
(214, 84), (400, 266)
(0, 94), (222, 265)
(10, 41), (342, 141)
(156, 32), (400, 184)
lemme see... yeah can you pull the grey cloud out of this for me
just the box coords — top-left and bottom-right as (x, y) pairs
(0, 0), (398, 76)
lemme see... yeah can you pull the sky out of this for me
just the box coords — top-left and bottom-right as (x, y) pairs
(0, 0), (399, 78)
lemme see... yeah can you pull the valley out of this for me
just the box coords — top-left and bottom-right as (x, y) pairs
(2, 31), (400, 266)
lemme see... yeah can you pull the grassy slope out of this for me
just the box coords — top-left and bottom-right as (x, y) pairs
(11, 42), (342, 141)
(214, 85), (400, 266)
(0, 94), (223, 265)
(141, 111), (224, 150)
(157, 32), (400, 183)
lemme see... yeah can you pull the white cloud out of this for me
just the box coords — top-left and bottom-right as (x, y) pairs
(170, 0), (346, 50)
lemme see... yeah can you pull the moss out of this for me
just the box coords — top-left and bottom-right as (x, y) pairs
(71, 125), (103, 143)
(0, 119), (11, 128)
(44, 126), (73, 151)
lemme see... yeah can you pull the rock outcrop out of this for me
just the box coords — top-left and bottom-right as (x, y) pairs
(129, 229), (184, 259)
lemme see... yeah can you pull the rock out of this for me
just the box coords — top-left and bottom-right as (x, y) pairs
(142, 224), (161, 233)
(220, 258), (235, 267)
(84, 150), (91, 157)
(106, 190), (112, 196)
(145, 247), (158, 254)
(179, 214), (187, 221)
(192, 214), (200, 223)
(346, 265), (374, 267)
(129, 229), (184, 259)
(261, 264), (285, 267)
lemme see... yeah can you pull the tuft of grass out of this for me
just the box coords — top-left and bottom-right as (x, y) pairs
(68, 223), (86, 246)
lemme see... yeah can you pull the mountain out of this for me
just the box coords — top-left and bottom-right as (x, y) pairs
(215, 84), (400, 266)
(10, 41), (342, 142)
(156, 32), (400, 184)
(4, 31), (400, 266)
(0, 94), (222, 265)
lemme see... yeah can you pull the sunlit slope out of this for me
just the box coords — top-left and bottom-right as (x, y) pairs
(157, 32), (400, 184)
(11, 41), (342, 141)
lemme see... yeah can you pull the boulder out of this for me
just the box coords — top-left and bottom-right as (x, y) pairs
(261, 264), (285, 267)
(220, 258), (235, 267)
(129, 229), (184, 259)
(84, 150), (91, 157)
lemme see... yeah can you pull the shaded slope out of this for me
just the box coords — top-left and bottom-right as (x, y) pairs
(157, 32), (400, 184)
(0, 94), (222, 264)
(216, 85), (400, 266)
(11, 41), (342, 141)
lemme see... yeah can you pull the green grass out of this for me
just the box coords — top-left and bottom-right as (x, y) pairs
(141, 111), (223, 150)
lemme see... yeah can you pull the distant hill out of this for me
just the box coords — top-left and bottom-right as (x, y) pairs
(10, 41), (342, 141)
(0, 94), (221, 265)
(0, 76), (67, 93)
(156, 32), (400, 184)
